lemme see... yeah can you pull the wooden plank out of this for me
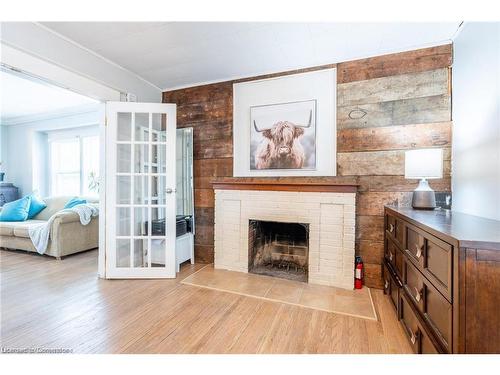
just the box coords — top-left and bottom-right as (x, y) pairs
(194, 138), (233, 159)
(357, 175), (451, 192)
(193, 158), (232, 177)
(338, 95), (451, 129)
(235, 63), (337, 84)
(211, 176), (359, 186)
(212, 181), (358, 193)
(194, 189), (214, 208)
(188, 121), (232, 141)
(194, 244), (215, 263)
(177, 100), (231, 125)
(194, 224), (214, 246)
(337, 148), (451, 176)
(338, 44), (452, 83)
(364, 263), (384, 289)
(357, 192), (412, 216)
(163, 81), (233, 105)
(356, 240), (384, 265)
(337, 68), (449, 107)
(194, 207), (214, 226)
(357, 215), (385, 242)
(338, 122), (451, 152)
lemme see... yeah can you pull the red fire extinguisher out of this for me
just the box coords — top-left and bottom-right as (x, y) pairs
(355, 256), (363, 289)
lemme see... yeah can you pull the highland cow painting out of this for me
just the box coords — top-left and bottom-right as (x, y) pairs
(250, 100), (316, 170)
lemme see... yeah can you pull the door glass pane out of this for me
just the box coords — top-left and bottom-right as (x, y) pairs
(151, 144), (166, 173)
(150, 207), (166, 235)
(117, 208), (131, 236)
(150, 175), (166, 205)
(151, 175), (166, 205)
(134, 207), (148, 236)
(116, 239), (130, 267)
(152, 113), (166, 142)
(135, 113), (149, 142)
(133, 239), (146, 267)
(134, 175), (149, 204)
(134, 144), (149, 173)
(117, 113), (132, 141)
(117, 176), (131, 204)
(117, 144), (131, 173)
(151, 239), (166, 267)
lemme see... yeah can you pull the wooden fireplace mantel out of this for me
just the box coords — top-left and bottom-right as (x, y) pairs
(211, 178), (358, 193)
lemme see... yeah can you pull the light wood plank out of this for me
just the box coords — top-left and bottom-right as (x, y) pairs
(338, 122), (451, 152)
(338, 68), (449, 107)
(338, 95), (451, 129)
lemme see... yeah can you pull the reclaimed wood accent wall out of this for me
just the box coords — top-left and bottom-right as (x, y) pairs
(163, 44), (453, 288)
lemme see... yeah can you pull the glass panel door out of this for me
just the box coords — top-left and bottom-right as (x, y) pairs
(105, 102), (176, 278)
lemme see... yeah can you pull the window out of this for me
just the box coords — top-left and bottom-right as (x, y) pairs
(49, 135), (99, 196)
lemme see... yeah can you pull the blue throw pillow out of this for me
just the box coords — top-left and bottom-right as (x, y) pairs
(64, 197), (87, 209)
(27, 194), (47, 219)
(0, 196), (32, 222)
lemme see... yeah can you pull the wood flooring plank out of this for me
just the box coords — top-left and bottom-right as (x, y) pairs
(1, 250), (412, 354)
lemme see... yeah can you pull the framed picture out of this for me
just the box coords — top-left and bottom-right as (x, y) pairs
(233, 68), (336, 177)
(250, 100), (316, 170)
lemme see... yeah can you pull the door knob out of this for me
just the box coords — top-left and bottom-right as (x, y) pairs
(165, 188), (176, 194)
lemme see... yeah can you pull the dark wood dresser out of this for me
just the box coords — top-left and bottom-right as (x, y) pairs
(383, 206), (500, 354)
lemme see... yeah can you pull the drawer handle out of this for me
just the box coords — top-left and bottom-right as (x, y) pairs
(388, 224), (394, 233)
(415, 244), (423, 259)
(384, 280), (389, 289)
(414, 286), (423, 302)
(389, 253), (393, 261)
(410, 331), (417, 345)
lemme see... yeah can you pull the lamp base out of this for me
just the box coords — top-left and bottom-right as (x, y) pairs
(412, 179), (436, 210)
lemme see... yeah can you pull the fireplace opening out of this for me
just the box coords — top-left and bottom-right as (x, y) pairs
(248, 220), (309, 282)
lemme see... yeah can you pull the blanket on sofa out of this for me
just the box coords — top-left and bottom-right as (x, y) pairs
(28, 203), (99, 255)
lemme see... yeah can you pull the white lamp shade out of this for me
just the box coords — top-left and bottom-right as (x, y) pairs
(405, 148), (443, 179)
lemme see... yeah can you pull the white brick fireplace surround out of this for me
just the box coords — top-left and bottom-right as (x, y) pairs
(213, 182), (357, 290)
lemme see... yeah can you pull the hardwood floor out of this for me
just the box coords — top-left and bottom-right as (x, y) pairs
(0, 249), (412, 354)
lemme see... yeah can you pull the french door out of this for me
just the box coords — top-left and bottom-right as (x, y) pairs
(105, 102), (177, 278)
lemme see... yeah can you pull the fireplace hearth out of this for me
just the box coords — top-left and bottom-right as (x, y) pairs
(248, 220), (309, 282)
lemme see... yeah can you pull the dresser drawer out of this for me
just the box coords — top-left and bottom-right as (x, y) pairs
(385, 237), (404, 278)
(399, 292), (442, 354)
(404, 223), (453, 301)
(386, 213), (404, 248)
(403, 257), (452, 352)
(383, 261), (401, 313)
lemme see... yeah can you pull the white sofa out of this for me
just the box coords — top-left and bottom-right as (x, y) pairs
(0, 196), (99, 259)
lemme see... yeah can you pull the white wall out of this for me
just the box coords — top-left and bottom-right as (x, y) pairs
(452, 22), (500, 220)
(2, 109), (100, 196)
(0, 23), (161, 102)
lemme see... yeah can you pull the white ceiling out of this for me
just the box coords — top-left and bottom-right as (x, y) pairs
(41, 22), (460, 90)
(0, 69), (98, 125)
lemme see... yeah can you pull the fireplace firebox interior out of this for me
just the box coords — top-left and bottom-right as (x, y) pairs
(248, 220), (309, 282)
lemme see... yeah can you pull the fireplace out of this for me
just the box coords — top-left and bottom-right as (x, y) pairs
(213, 182), (357, 289)
(248, 220), (309, 282)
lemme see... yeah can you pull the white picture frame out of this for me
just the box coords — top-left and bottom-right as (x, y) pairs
(233, 68), (336, 177)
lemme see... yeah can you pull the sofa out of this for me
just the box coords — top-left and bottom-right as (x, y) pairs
(0, 196), (99, 259)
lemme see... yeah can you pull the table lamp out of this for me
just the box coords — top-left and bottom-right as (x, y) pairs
(405, 148), (443, 209)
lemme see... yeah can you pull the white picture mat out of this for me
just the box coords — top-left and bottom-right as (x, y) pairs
(233, 68), (336, 177)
